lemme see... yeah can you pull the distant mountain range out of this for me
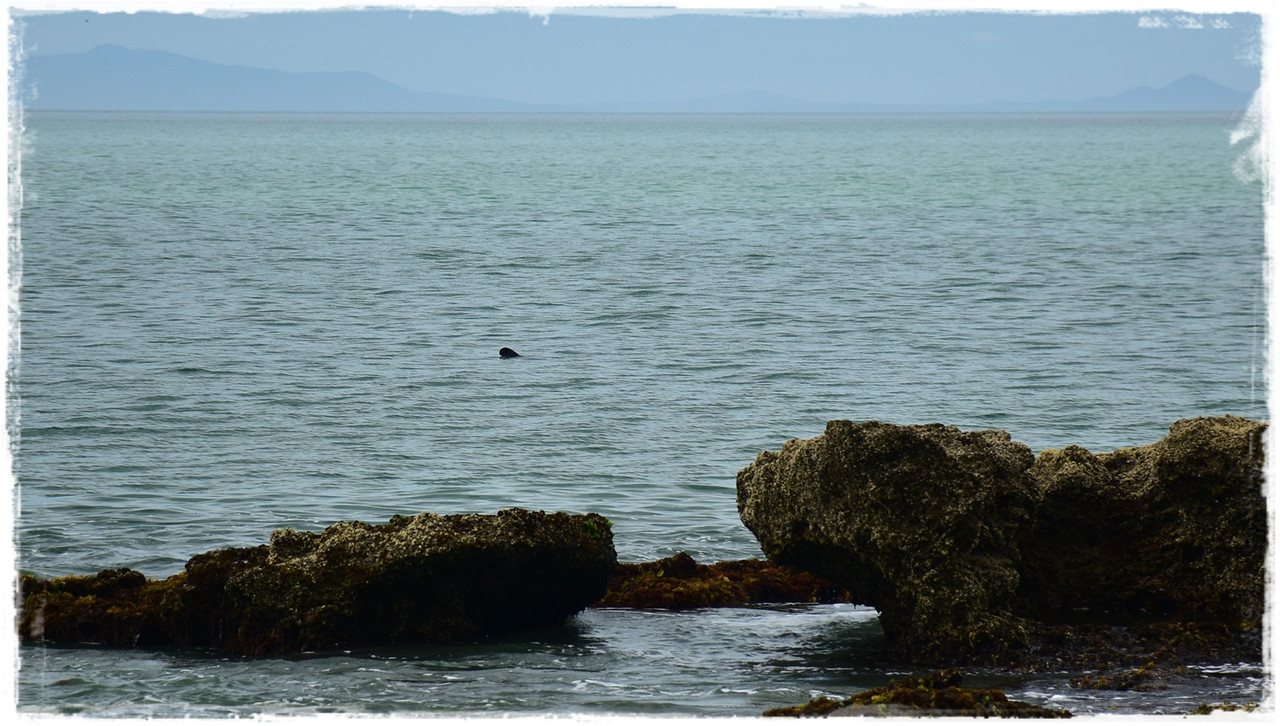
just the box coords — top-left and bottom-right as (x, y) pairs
(20, 44), (1256, 114)
(21, 45), (544, 113)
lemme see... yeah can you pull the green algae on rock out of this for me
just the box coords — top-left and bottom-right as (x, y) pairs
(764, 670), (1072, 718)
(594, 551), (852, 609)
(20, 509), (617, 656)
(737, 416), (1266, 669)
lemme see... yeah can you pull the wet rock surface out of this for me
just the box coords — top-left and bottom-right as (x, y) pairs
(20, 509), (617, 656)
(764, 670), (1072, 718)
(737, 416), (1266, 668)
(1069, 661), (1170, 692)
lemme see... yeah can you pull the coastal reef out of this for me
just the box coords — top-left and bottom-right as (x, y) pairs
(737, 415), (1266, 668)
(19, 509), (616, 656)
(594, 551), (852, 609)
(764, 669), (1072, 718)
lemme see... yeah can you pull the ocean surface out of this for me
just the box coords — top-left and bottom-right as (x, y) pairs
(12, 111), (1268, 715)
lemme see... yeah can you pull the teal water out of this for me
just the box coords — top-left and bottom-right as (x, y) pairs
(13, 112), (1267, 715)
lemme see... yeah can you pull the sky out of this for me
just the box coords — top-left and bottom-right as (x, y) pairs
(8, 2), (1268, 108)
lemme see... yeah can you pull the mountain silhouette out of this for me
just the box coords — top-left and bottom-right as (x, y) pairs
(1080, 73), (1254, 112)
(21, 45), (549, 112)
(20, 45), (1255, 113)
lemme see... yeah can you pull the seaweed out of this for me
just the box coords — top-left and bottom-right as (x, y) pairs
(764, 670), (1072, 718)
(593, 552), (852, 609)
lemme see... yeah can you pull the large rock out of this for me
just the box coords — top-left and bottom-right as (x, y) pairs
(737, 420), (1038, 663)
(736, 416), (1266, 667)
(20, 509), (617, 655)
(1020, 415), (1266, 629)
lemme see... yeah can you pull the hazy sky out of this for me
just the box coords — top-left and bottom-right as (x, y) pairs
(10, 4), (1269, 107)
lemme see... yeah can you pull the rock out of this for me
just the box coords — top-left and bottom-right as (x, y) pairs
(1018, 620), (1259, 672)
(1069, 661), (1170, 692)
(737, 416), (1266, 667)
(594, 552), (852, 609)
(1021, 415), (1266, 629)
(763, 670), (1072, 718)
(19, 567), (158, 647)
(20, 509), (617, 655)
(737, 420), (1038, 664)
(1188, 701), (1260, 715)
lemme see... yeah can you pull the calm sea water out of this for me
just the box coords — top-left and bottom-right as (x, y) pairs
(12, 111), (1267, 715)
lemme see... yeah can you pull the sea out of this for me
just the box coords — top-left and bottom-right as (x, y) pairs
(10, 111), (1270, 716)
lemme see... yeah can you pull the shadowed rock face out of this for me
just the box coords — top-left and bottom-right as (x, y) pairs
(1021, 415), (1266, 629)
(20, 509), (617, 656)
(737, 416), (1266, 667)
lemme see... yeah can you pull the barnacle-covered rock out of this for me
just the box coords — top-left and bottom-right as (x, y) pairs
(20, 509), (617, 655)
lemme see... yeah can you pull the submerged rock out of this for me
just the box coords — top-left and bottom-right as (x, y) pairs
(737, 416), (1266, 667)
(20, 509), (617, 656)
(594, 552), (852, 609)
(1069, 661), (1170, 692)
(1188, 701), (1260, 715)
(764, 670), (1071, 718)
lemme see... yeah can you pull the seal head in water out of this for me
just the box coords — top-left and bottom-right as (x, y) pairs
(499, 347), (521, 359)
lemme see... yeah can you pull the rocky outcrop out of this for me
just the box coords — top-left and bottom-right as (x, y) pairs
(737, 416), (1266, 667)
(737, 420), (1039, 663)
(594, 552), (852, 609)
(1021, 415), (1266, 629)
(20, 508), (617, 656)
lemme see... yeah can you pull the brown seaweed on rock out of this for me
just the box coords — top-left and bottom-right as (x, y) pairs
(20, 509), (617, 656)
(593, 552), (853, 609)
(764, 670), (1072, 718)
